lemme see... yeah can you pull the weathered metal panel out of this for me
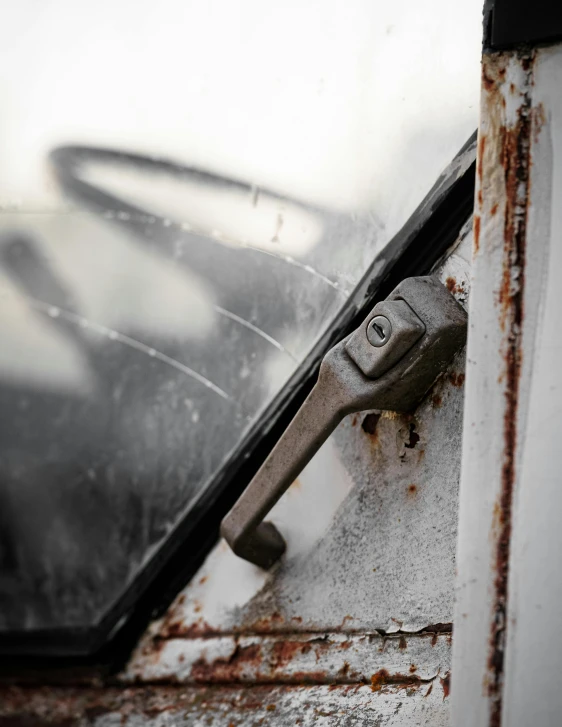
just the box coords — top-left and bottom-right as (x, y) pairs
(123, 632), (451, 685)
(451, 48), (553, 726)
(500, 44), (562, 727)
(236, 364), (466, 635)
(0, 682), (451, 726)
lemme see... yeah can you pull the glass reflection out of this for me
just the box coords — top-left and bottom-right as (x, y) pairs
(0, 0), (480, 631)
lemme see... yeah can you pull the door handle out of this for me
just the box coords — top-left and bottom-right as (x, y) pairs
(220, 276), (467, 569)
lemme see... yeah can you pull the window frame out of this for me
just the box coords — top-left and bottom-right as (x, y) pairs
(0, 133), (477, 675)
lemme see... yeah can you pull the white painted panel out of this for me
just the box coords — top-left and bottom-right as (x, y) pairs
(502, 44), (562, 727)
(451, 50), (547, 726)
(452, 44), (561, 727)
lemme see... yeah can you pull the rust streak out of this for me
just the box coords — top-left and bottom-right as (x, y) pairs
(445, 277), (466, 296)
(474, 214), (481, 254)
(0, 684), (380, 724)
(532, 102), (546, 144)
(159, 618), (218, 640)
(478, 133), (487, 179)
(369, 669), (428, 693)
(448, 372), (465, 388)
(190, 644), (262, 684)
(440, 672), (451, 700)
(483, 50), (533, 727)
(271, 640), (312, 668)
(241, 612), (285, 635)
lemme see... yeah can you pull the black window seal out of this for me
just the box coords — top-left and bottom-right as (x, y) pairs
(484, 0), (562, 50)
(0, 131), (476, 679)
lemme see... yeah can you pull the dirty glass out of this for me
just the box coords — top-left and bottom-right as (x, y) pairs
(0, 0), (480, 632)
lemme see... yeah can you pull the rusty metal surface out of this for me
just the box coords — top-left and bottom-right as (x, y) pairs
(235, 367), (466, 635)
(451, 48), (553, 727)
(0, 681), (451, 726)
(123, 632), (451, 685)
(133, 376), (468, 639)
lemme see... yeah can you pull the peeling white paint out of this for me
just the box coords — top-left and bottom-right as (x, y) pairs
(452, 48), (553, 727)
(0, 682), (452, 727)
(127, 224), (472, 668)
(124, 632), (451, 685)
(502, 45), (562, 727)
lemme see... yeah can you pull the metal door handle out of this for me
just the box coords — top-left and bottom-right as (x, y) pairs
(221, 276), (467, 568)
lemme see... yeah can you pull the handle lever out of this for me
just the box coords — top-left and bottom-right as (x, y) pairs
(221, 276), (467, 568)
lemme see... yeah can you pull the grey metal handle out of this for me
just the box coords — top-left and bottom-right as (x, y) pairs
(221, 276), (467, 569)
(220, 383), (343, 568)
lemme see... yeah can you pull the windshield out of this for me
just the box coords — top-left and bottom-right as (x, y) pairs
(0, 0), (480, 633)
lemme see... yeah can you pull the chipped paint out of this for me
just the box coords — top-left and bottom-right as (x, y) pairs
(452, 46), (556, 727)
(479, 52), (532, 727)
(369, 668), (428, 692)
(0, 682), (451, 726)
(124, 632), (451, 686)
(498, 45), (562, 727)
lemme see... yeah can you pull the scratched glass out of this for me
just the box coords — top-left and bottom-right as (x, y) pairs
(0, 0), (480, 631)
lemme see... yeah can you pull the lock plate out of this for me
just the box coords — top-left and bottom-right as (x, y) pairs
(346, 299), (426, 379)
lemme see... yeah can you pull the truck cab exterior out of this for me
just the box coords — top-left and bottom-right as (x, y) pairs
(1, 2), (561, 726)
